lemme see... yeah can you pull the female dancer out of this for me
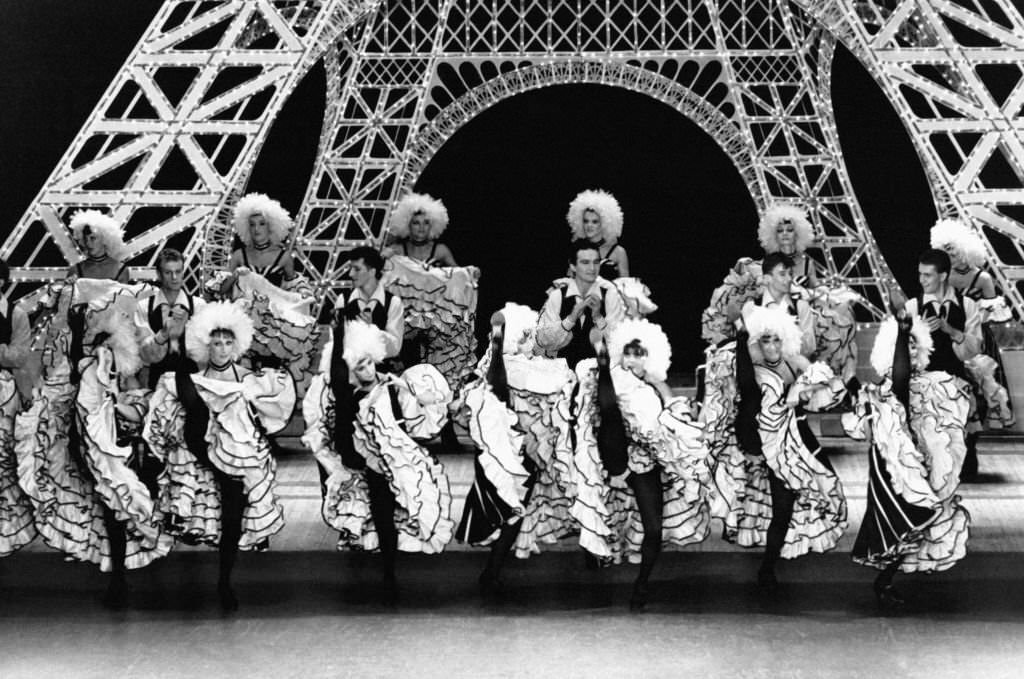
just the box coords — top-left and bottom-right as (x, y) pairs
(380, 193), (480, 432)
(844, 315), (971, 608)
(726, 304), (847, 588)
(145, 301), (293, 610)
(303, 320), (454, 602)
(383, 192), (457, 267)
(930, 218), (1014, 432)
(0, 259), (36, 558)
(67, 210), (129, 282)
(220, 193), (318, 399)
(17, 298), (172, 607)
(572, 319), (711, 609)
(456, 303), (577, 597)
(227, 193), (302, 287)
(567, 189), (629, 279)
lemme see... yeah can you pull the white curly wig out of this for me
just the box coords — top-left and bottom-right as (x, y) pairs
(232, 193), (293, 247)
(757, 204), (815, 254)
(94, 308), (142, 377)
(185, 301), (254, 365)
(870, 315), (934, 378)
(608, 318), (672, 382)
(342, 320), (387, 369)
(930, 218), (986, 267)
(493, 302), (539, 356)
(566, 189), (624, 241)
(743, 303), (804, 364)
(388, 192), (449, 240)
(69, 209), (126, 259)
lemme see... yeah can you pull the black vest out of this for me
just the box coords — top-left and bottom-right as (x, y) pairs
(556, 283), (607, 367)
(339, 291), (394, 331)
(0, 304), (12, 347)
(918, 291), (967, 379)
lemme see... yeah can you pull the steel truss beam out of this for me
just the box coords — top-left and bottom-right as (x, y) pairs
(4, 0), (1023, 323)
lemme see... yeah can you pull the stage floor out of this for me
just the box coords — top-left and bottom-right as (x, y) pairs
(4, 439), (1024, 678)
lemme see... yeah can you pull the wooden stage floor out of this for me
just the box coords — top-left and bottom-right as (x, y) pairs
(4, 435), (1024, 678)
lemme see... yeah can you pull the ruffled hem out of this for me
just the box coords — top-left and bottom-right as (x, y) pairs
(381, 255), (478, 389)
(854, 501), (970, 574)
(143, 374), (287, 547)
(352, 377), (455, 554)
(572, 360), (711, 562)
(0, 372), (36, 555)
(701, 263), (762, 345)
(966, 354), (1015, 429)
(235, 272), (322, 403)
(807, 283), (860, 384)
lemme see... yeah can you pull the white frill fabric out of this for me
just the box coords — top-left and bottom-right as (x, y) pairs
(303, 355), (455, 554)
(75, 349), (172, 569)
(143, 369), (293, 548)
(703, 353), (848, 559)
(571, 360), (712, 563)
(461, 350), (578, 555)
(0, 370), (36, 555)
(381, 255), (478, 390)
(15, 281), (159, 570)
(700, 260), (859, 381)
(230, 271), (320, 403)
(844, 372), (971, 572)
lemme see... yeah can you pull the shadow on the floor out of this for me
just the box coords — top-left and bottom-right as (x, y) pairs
(2, 551), (1023, 623)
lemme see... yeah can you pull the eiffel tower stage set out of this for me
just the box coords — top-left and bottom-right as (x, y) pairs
(3, 2), (1024, 678)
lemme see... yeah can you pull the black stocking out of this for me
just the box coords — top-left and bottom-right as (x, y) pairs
(482, 478), (537, 582)
(761, 470), (796, 576)
(101, 505), (128, 608)
(365, 468), (398, 586)
(215, 469), (245, 590)
(627, 467), (664, 588)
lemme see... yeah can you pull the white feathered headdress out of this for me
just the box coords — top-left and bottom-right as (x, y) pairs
(743, 302), (805, 365)
(94, 308), (142, 377)
(185, 301), (254, 364)
(69, 209), (126, 259)
(758, 204), (814, 254)
(342, 320), (387, 369)
(566, 189), (624, 241)
(232, 193), (293, 246)
(494, 302), (539, 356)
(930, 218), (986, 267)
(608, 318), (671, 382)
(388, 192), (449, 239)
(870, 315), (934, 378)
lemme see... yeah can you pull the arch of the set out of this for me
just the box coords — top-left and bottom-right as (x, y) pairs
(3, 1), (1023, 317)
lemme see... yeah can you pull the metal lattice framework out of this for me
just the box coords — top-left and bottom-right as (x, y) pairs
(4, 0), (1024, 320)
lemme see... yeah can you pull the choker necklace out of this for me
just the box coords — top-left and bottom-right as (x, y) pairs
(253, 242), (271, 251)
(87, 254), (108, 263)
(207, 360), (233, 372)
(765, 357), (783, 368)
(953, 265), (971, 275)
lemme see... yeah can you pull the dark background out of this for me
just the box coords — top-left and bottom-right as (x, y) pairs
(0, 1), (935, 371)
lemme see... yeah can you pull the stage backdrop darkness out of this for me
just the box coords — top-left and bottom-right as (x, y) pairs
(0, 1), (935, 372)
